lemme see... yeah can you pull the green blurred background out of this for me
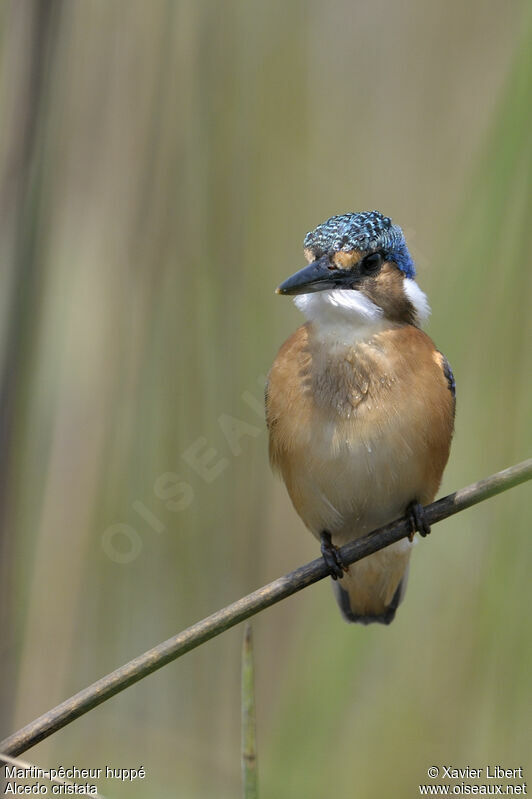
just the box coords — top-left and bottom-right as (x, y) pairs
(0, 1), (531, 796)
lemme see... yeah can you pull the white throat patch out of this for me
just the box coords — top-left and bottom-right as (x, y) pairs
(293, 279), (431, 342)
(294, 289), (385, 343)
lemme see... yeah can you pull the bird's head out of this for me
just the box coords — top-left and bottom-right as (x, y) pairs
(276, 211), (429, 328)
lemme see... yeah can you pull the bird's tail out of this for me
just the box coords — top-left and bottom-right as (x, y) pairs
(332, 543), (412, 625)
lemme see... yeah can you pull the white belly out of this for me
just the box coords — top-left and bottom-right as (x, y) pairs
(284, 419), (419, 615)
(285, 413), (424, 547)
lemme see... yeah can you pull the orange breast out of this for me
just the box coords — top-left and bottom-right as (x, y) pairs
(266, 322), (454, 540)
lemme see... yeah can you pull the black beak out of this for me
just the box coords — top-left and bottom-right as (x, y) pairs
(276, 255), (346, 296)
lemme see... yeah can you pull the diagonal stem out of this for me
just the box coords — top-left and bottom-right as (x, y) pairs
(1, 458), (531, 758)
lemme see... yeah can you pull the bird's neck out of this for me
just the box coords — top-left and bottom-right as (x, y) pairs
(293, 281), (431, 349)
(294, 291), (412, 417)
(294, 289), (394, 348)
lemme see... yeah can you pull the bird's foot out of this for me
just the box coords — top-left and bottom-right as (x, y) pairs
(407, 501), (431, 540)
(320, 531), (347, 580)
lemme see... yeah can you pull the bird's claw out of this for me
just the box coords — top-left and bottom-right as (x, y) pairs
(407, 501), (431, 539)
(320, 531), (347, 580)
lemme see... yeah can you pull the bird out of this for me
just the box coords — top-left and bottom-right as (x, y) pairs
(266, 211), (455, 625)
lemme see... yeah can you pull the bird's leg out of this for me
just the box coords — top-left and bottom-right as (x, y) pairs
(406, 500), (431, 540)
(320, 531), (347, 580)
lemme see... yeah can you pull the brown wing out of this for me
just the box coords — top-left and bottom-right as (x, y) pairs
(265, 323), (312, 471)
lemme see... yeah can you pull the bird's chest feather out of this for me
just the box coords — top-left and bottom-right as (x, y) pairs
(267, 323), (453, 539)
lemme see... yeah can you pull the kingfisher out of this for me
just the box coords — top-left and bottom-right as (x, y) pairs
(266, 211), (455, 624)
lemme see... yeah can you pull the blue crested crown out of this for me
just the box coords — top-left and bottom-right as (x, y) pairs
(303, 211), (415, 278)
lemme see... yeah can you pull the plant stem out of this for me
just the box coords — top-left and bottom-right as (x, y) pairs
(1, 458), (530, 757)
(241, 624), (258, 799)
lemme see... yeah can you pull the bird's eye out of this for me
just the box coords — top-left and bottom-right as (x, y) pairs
(360, 251), (384, 275)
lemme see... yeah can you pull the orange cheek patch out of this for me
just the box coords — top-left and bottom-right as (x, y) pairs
(332, 251), (363, 270)
(304, 247), (315, 263)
